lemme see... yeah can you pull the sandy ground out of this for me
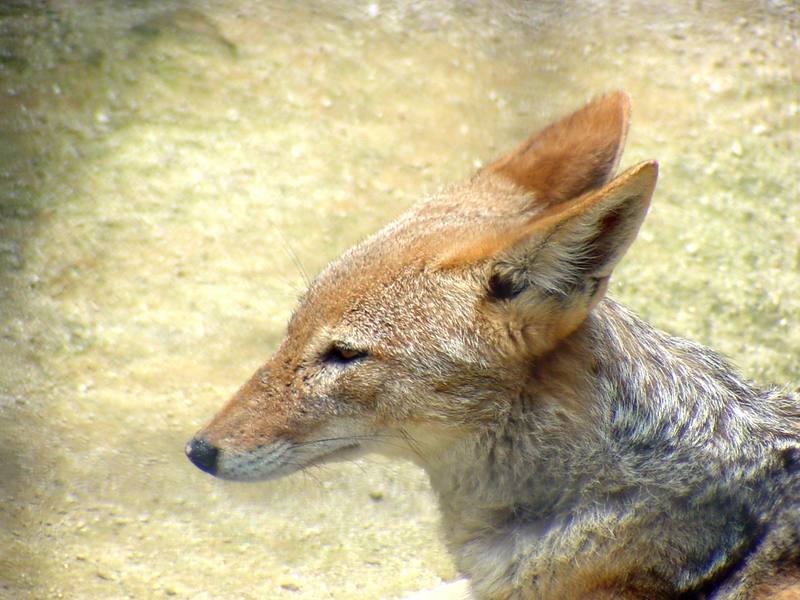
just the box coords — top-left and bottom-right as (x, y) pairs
(0, 1), (798, 598)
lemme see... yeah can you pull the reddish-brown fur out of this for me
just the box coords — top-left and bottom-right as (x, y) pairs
(188, 92), (800, 599)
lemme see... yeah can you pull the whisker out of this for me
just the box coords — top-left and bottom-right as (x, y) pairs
(398, 428), (430, 466)
(287, 460), (325, 486)
(273, 221), (311, 287)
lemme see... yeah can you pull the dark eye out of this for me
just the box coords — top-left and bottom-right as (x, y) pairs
(323, 344), (368, 365)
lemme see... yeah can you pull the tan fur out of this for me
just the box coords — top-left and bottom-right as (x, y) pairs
(187, 92), (800, 599)
(752, 574), (800, 600)
(487, 90), (630, 204)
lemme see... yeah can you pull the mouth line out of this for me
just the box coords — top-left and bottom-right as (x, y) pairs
(305, 442), (362, 468)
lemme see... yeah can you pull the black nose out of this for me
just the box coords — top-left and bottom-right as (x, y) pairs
(185, 437), (219, 475)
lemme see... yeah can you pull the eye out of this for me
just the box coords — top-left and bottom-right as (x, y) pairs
(323, 343), (368, 365)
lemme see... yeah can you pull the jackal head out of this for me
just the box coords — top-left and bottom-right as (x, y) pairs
(186, 91), (657, 480)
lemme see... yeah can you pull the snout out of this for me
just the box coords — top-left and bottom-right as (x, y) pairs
(185, 437), (219, 476)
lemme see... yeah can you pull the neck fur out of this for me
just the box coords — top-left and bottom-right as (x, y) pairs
(420, 298), (794, 596)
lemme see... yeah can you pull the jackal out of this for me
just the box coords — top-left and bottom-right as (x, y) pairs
(187, 92), (800, 599)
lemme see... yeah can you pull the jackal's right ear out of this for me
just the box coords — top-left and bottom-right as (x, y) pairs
(487, 91), (630, 205)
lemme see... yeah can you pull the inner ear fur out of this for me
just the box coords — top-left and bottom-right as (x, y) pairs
(488, 160), (658, 315)
(487, 90), (631, 205)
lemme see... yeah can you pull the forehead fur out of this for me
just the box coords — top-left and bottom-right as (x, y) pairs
(288, 171), (535, 338)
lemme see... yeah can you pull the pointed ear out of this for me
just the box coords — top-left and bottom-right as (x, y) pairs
(486, 160), (657, 349)
(487, 91), (631, 205)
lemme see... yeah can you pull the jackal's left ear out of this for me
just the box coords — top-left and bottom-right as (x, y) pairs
(487, 160), (657, 343)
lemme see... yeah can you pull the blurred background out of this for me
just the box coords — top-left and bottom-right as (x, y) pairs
(1, 1), (798, 598)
